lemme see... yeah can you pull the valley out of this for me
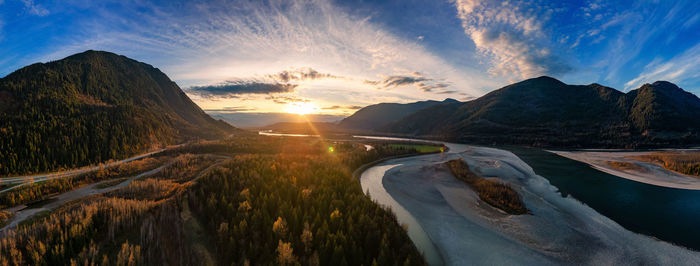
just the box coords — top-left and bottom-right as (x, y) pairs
(0, 135), (442, 265)
(0, 48), (698, 265)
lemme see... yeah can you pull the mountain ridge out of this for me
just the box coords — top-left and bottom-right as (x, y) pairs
(362, 76), (700, 148)
(337, 98), (457, 131)
(0, 50), (235, 175)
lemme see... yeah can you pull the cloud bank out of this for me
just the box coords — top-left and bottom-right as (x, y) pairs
(188, 81), (296, 98)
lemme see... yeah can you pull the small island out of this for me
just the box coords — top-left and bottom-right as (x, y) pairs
(445, 159), (529, 215)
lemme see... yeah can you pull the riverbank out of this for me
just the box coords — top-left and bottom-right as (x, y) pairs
(551, 150), (700, 190)
(352, 148), (447, 180)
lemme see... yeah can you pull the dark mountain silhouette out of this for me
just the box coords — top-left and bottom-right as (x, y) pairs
(0, 50), (235, 175)
(338, 98), (457, 131)
(365, 76), (699, 148)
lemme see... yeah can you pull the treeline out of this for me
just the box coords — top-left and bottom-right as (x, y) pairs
(0, 137), (427, 265)
(446, 159), (529, 215)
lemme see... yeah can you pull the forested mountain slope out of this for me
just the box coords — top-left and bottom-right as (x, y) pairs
(0, 50), (234, 175)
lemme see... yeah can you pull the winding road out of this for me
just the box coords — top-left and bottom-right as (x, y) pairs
(0, 162), (173, 234)
(0, 153), (229, 235)
(0, 144), (185, 193)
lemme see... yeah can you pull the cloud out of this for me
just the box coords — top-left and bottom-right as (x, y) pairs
(624, 42), (700, 91)
(22, 0), (49, 16)
(321, 105), (362, 110)
(187, 81), (296, 98)
(265, 95), (310, 105)
(266, 68), (342, 83)
(186, 67), (343, 100)
(28, 0), (497, 102)
(382, 75), (430, 87)
(366, 72), (454, 93)
(417, 82), (450, 92)
(452, 0), (571, 78)
(203, 106), (256, 113)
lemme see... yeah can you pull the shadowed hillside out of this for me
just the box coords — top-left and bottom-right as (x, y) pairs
(0, 50), (235, 175)
(380, 76), (700, 148)
(338, 99), (457, 131)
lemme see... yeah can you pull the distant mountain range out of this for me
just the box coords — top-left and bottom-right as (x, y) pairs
(290, 76), (699, 148)
(0, 50), (234, 175)
(209, 112), (345, 128)
(386, 77), (700, 147)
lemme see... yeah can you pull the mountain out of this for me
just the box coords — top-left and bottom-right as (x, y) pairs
(209, 112), (345, 128)
(0, 50), (235, 175)
(338, 98), (457, 131)
(380, 76), (700, 148)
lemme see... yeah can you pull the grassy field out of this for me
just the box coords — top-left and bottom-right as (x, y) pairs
(389, 144), (444, 153)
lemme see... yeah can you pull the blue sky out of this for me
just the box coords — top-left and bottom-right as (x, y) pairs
(1, 0), (699, 114)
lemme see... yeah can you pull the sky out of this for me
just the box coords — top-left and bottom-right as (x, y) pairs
(1, 0), (699, 115)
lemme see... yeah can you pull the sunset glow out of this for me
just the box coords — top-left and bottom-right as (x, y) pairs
(285, 102), (318, 115)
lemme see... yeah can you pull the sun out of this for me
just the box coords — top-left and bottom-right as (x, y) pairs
(285, 102), (318, 115)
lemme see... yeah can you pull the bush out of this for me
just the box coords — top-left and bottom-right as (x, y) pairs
(445, 159), (529, 215)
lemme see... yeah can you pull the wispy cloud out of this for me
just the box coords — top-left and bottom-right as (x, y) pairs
(265, 95), (310, 105)
(21, 0), (49, 16)
(624, 42), (700, 91)
(203, 106), (257, 113)
(266, 68), (343, 83)
(188, 81), (296, 98)
(452, 0), (571, 79)
(366, 72), (452, 93)
(321, 105), (362, 110)
(31, 0), (497, 101)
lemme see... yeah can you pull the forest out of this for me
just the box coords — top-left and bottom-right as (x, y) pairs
(0, 135), (436, 265)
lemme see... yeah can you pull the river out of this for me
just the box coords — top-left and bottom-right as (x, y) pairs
(356, 137), (700, 265)
(508, 147), (700, 251)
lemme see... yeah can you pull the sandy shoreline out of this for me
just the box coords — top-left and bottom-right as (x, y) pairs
(550, 150), (700, 190)
(361, 142), (700, 265)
